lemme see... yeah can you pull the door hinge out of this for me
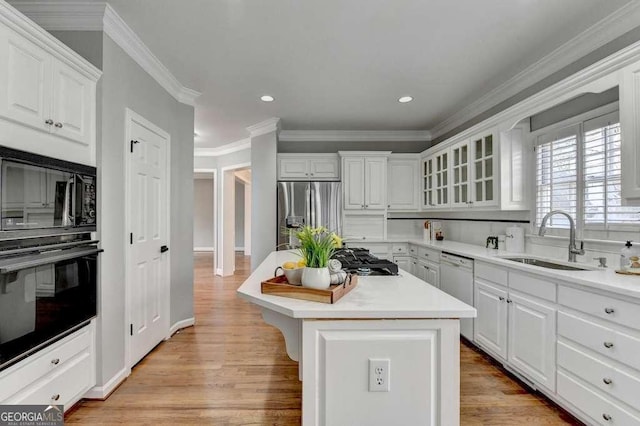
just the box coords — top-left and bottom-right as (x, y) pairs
(130, 324), (133, 336)
(130, 139), (139, 153)
(130, 233), (133, 244)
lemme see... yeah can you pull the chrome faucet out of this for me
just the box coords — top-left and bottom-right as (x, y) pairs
(538, 210), (584, 262)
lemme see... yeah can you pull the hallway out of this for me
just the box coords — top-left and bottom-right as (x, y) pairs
(65, 253), (579, 425)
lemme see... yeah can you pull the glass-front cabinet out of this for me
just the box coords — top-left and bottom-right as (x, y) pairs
(434, 150), (449, 207)
(472, 132), (498, 206)
(422, 157), (434, 208)
(451, 140), (471, 207)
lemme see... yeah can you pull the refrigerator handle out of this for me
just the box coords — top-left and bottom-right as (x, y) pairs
(306, 184), (313, 228)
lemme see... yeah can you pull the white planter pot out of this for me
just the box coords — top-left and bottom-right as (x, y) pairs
(301, 267), (331, 289)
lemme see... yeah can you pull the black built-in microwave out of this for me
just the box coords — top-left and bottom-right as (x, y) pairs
(0, 146), (96, 240)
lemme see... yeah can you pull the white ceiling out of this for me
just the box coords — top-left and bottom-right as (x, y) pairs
(14, 0), (636, 148)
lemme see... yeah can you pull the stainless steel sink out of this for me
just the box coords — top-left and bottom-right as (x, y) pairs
(501, 257), (594, 271)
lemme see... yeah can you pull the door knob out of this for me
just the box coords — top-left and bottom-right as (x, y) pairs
(160, 245), (169, 253)
(54, 122), (63, 128)
(45, 119), (54, 125)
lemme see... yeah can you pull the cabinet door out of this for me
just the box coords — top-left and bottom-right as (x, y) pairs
(474, 280), (508, 360)
(392, 256), (412, 273)
(279, 157), (310, 180)
(621, 60), (640, 200)
(387, 158), (419, 210)
(309, 157), (339, 180)
(434, 151), (450, 207)
(472, 132), (498, 206)
(364, 157), (387, 209)
(0, 25), (52, 132)
(507, 291), (556, 391)
(343, 157), (365, 209)
(51, 60), (93, 145)
(422, 157), (435, 209)
(451, 141), (471, 208)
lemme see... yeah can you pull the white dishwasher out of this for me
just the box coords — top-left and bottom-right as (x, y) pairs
(439, 252), (474, 340)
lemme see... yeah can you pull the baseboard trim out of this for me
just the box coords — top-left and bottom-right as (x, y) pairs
(84, 367), (129, 400)
(194, 246), (214, 252)
(215, 268), (223, 276)
(168, 317), (195, 338)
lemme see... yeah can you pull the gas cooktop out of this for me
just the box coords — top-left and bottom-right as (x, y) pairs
(332, 248), (398, 276)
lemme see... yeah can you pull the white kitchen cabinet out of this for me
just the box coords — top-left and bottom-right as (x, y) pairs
(432, 150), (449, 208)
(416, 259), (439, 288)
(277, 154), (340, 181)
(340, 152), (389, 211)
(0, 12), (100, 165)
(471, 131), (497, 207)
(387, 155), (419, 210)
(450, 140), (471, 208)
(621, 58), (640, 202)
(421, 157), (435, 209)
(393, 255), (412, 273)
(507, 290), (556, 392)
(474, 279), (508, 360)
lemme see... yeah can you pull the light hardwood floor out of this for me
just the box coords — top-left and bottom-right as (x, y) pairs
(66, 253), (581, 425)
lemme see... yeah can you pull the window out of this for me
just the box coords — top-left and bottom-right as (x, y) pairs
(535, 109), (638, 230)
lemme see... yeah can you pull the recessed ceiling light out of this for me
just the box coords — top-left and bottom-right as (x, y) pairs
(261, 95), (275, 102)
(398, 96), (413, 103)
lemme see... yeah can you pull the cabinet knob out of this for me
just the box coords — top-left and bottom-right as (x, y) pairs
(54, 122), (63, 128)
(499, 296), (505, 301)
(365, 205), (368, 208)
(51, 358), (60, 365)
(51, 394), (60, 401)
(602, 414), (612, 421)
(603, 377), (613, 385)
(506, 299), (513, 304)
(603, 342), (614, 349)
(604, 307), (615, 314)
(310, 173), (314, 176)
(45, 119), (53, 125)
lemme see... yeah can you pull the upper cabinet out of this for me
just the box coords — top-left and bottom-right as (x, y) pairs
(420, 125), (528, 211)
(340, 152), (389, 211)
(387, 154), (419, 210)
(0, 15), (100, 166)
(621, 59), (640, 202)
(277, 154), (340, 181)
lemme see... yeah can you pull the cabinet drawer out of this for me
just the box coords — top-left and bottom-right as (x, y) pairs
(559, 286), (640, 331)
(408, 244), (418, 256)
(9, 349), (92, 408)
(0, 326), (91, 401)
(558, 311), (640, 371)
(417, 246), (440, 262)
(509, 271), (556, 302)
(558, 341), (640, 410)
(558, 371), (640, 426)
(391, 244), (408, 254)
(475, 261), (508, 286)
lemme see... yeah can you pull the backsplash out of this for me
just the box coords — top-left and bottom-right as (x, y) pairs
(387, 218), (640, 268)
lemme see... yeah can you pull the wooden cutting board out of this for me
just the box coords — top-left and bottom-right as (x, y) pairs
(615, 269), (640, 276)
(261, 274), (358, 304)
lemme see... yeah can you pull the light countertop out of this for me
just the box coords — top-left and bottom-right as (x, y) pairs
(236, 250), (477, 319)
(349, 238), (640, 299)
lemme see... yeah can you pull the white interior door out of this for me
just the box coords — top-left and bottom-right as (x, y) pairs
(127, 110), (170, 367)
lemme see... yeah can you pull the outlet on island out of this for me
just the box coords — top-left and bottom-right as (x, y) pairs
(369, 358), (390, 392)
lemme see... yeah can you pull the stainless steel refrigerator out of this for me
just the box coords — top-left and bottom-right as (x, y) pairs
(277, 181), (342, 250)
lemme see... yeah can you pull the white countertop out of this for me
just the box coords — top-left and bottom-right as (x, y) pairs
(356, 238), (640, 299)
(236, 250), (477, 319)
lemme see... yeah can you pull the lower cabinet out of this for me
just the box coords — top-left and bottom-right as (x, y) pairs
(507, 291), (556, 391)
(392, 255), (412, 273)
(474, 280), (508, 360)
(418, 260), (439, 288)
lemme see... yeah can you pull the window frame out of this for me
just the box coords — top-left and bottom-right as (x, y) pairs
(530, 101), (635, 234)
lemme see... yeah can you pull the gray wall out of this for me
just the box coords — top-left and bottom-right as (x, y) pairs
(251, 131), (277, 270)
(235, 180), (244, 248)
(52, 31), (195, 386)
(194, 178), (214, 248)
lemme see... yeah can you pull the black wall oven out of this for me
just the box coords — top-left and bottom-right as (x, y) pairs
(0, 146), (96, 240)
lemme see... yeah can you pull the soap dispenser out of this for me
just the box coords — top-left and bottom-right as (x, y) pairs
(621, 241), (634, 270)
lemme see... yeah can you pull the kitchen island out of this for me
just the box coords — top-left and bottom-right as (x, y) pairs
(237, 250), (476, 426)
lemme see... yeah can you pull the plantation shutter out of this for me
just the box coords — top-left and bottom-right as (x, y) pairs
(583, 112), (636, 226)
(535, 126), (578, 228)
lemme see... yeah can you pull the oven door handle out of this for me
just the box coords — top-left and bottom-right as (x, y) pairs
(0, 248), (103, 273)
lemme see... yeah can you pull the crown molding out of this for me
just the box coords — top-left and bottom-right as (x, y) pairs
(9, 1), (201, 107)
(278, 129), (431, 142)
(429, 0), (640, 139)
(194, 138), (251, 157)
(0, 1), (101, 80)
(246, 117), (281, 138)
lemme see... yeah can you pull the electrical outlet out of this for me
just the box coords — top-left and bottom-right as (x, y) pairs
(369, 358), (390, 392)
